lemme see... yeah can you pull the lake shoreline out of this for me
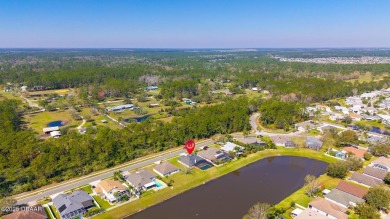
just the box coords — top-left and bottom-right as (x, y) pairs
(94, 148), (337, 219)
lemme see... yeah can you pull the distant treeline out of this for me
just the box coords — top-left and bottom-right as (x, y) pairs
(0, 97), (252, 197)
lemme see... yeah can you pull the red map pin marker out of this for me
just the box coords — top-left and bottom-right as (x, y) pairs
(185, 139), (195, 154)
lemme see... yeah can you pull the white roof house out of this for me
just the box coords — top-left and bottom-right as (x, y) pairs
(43, 126), (59, 133)
(221, 142), (244, 153)
(50, 131), (61, 138)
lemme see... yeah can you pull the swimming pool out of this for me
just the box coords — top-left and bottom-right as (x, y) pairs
(199, 164), (212, 170)
(155, 180), (164, 187)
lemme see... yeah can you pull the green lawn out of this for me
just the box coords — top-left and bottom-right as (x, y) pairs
(94, 147), (337, 219)
(275, 175), (340, 218)
(44, 207), (55, 219)
(82, 184), (93, 194)
(25, 110), (80, 133)
(93, 195), (112, 210)
(49, 205), (61, 219)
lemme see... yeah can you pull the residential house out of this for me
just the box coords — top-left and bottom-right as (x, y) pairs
(153, 161), (181, 177)
(371, 156), (390, 171)
(349, 113), (361, 121)
(306, 137), (323, 151)
(197, 147), (232, 165)
(178, 154), (210, 168)
(360, 92), (377, 99)
(235, 137), (266, 147)
(366, 135), (386, 145)
(295, 121), (316, 132)
(50, 130), (61, 138)
(42, 126), (59, 134)
(325, 181), (368, 208)
(325, 189), (365, 208)
(363, 166), (387, 180)
(295, 208), (329, 219)
(308, 197), (347, 219)
(329, 113), (345, 121)
(350, 172), (383, 187)
(221, 142), (245, 154)
(53, 191), (94, 219)
(94, 179), (128, 203)
(3, 204), (47, 219)
(335, 181), (368, 199)
(106, 104), (134, 112)
(341, 147), (366, 159)
(361, 114), (380, 121)
(270, 135), (295, 147)
(125, 170), (157, 191)
(145, 86), (158, 91)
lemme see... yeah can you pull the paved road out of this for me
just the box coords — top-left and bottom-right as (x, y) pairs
(16, 140), (214, 205)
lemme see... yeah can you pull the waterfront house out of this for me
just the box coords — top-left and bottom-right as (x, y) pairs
(53, 191), (94, 219)
(306, 137), (323, 151)
(178, 154), (211, 168)
(270, 135), (294, 147)
(153, 161), (181, 177)
(197, 147), (232, 165)
(221, 142), (245, 154)
(308, 197), (347, 219)
(125, 170), (157, 191)
(94, 179), (128, 203)
(295, 208), (329, 219)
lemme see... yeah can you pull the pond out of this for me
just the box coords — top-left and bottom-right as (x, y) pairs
(124, 114), (154, 123)
(351, 125), (390, 136)
(127, 156), (328, 219)
(47, 120), (64, 127)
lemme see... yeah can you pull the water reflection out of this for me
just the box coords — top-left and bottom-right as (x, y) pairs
(128, 156), (327, 219)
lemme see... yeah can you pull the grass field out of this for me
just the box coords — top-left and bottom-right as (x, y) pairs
(93, 195), (112, 210)
(346, 72), (388, 83)
(28, 89), (71, 96)
(49, 205), (61, 219)
(25, 110), (80, 133)
(44, 207), (55, 219)
(94, 147), (337, 219)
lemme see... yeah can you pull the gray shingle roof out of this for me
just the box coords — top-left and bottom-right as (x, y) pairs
(350, 172), (383, 187)
(178, 154), (206, 167)
(53, 190), (93, 217)
(153, 161), (180, 176)
(306, 137), (323, 150)
(363, 166), (387, 180)
(126, 170), (156, 188)
(325, 189), (365, 208)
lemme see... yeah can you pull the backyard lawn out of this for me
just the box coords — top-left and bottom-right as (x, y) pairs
(93, 195), (112, 210)
(95, 147), (337, 219)
(275, 175), (340, 218)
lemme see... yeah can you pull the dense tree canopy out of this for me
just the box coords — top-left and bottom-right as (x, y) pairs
(0, 97), (250, 197)
(259, 99), (307, 130)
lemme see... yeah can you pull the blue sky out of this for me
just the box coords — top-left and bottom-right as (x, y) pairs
(0, 0), (389, 48)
